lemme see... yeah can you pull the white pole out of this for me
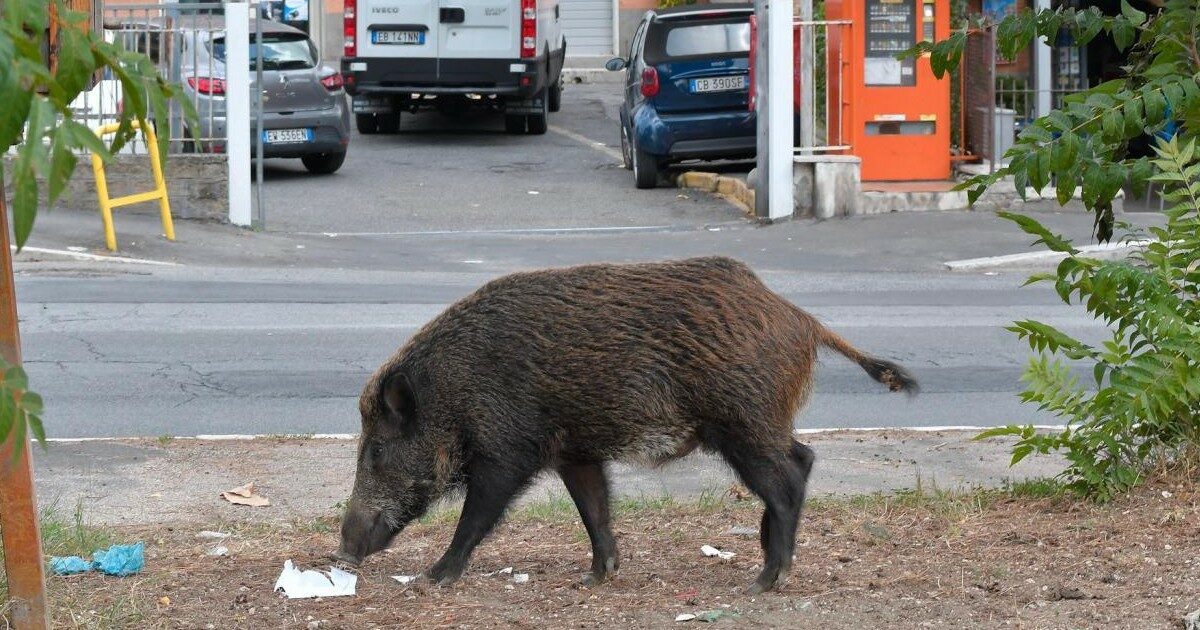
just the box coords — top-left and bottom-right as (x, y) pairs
(753, 0), (769, 218)
(766, 0), (794, 220)
(1034, 0), (1052, 119)
(226, 2), (253, 227)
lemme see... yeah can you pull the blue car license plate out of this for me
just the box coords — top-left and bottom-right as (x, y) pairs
(689, 75), (746, 93)
(263, 128), (312, 144)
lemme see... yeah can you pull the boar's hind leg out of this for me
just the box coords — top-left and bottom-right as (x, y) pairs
(424, 458), (538, 586)
(559, 462), (618, 586)
(720, 441), (812, 595)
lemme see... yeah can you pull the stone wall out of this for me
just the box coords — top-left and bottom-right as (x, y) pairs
(34, 154), (228, 221)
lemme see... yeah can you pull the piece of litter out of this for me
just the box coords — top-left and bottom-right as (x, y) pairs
(1163, 490), (1174, 499)
(222, 482), (270, 507)
(483, 567), (514, 577)
(724, 526), (758, 538)
(49, 556), (92, 575)
(696, 609), (733, 622)
(159, 596), (171, 607)
(512, 573), (529, 584)
(92, 543), (145, 576)
(700, 545), (736, 560)
(392, 575), (418, 586)
(675, 613), (697, 622)
(207, 545), (229, 557)
(527, 190), (540, 195)
(274, 560), (357, 599)
(197, 531), (230, 540)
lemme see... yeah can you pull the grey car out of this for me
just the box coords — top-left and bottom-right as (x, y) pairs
(174, 17), (351, 174)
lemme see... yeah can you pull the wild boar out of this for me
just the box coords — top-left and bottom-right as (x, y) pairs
(333, 256), (917, 594)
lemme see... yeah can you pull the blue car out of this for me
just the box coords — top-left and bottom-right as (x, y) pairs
(606, 5), (755, 189)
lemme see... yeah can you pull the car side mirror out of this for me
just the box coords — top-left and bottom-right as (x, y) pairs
(605, 57), (627, 72)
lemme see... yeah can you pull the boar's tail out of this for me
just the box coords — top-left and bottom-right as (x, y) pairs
(817, 326), (919, 396)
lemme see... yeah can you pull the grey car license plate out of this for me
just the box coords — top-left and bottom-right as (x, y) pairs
(372, 30), (424, 45)
(689, 75), (746, 93)
(263, 128), (312, 144)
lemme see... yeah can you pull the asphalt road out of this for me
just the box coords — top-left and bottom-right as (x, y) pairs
(16, 264), (1102, 438)
(11, 81), (1146, 440)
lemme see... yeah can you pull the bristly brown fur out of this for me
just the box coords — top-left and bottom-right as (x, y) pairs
(341, 256), (918, 593)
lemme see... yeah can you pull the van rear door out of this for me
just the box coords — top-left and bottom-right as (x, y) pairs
(437, 0), (520, 84)
(358, 0), (439, 73)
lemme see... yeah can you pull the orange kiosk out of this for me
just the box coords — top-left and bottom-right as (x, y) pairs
(826, 0), (951, 181)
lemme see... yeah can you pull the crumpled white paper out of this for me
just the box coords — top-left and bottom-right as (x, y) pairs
(700, 545), (736, 560)
(392, 575), (418, 585)
(274, 560), (357, 599)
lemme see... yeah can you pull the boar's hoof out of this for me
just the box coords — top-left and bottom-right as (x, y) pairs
(579, 572), (605, 587)
(424, 561), (466, 587)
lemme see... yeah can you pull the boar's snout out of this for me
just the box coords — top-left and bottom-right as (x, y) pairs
(335, 500), (400, 566)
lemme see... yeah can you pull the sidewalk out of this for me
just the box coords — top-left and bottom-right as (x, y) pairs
(33, 429), (1064, 528)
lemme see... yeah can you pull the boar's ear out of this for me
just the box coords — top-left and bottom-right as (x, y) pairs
(379, 370), (418, 430)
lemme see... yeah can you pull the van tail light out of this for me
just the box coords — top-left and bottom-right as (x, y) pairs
(319, 72), (344, 91)
(640, 67), (659, 98)
(187, 76), (226, 96)
(520, 0), (536, 58)
(343, 0), (357, 57)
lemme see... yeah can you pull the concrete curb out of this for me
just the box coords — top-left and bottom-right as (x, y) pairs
(945, 239), (1154, 272)
(676, 171), (756, 217)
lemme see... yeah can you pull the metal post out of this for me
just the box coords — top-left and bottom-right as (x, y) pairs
(753, 0), (770, 218)
(226, 2), (253, 226)
(798, 0), (814, 152)
(0, 172), (50, 630)
(766, 0), (794, 220)
(1033, 0), (1052, 120)
(255, 2), (266, 229)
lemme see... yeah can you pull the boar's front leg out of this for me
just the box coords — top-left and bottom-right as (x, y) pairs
(559, 462), (618, 586)
(424, 457), (537, 586)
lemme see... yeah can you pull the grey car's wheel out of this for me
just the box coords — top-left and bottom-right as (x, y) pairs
(620, 124), (633, 170)
(377, 112), (400, 134)
(526, 87), (548, 135)
(548, 78), (562, 112)
(504, 114), (526, 134)
(356, 114), (379, 135)
(301, 151), (347, 174)
(631, 136), (658, 189)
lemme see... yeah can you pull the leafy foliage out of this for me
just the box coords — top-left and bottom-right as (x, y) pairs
(1, 0), (194, 458)
(906, 2), (1200, 499)
(907, 0), (1198, 241)
(977, 138), (1200, 501)
(2, 0), (193, 248)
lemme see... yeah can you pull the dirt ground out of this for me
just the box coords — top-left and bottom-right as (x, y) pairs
(29, 476), (1200, 630)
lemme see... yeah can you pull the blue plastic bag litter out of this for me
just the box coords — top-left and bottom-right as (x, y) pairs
(48, 556), (92, 575)
(91, 542), (145, 577)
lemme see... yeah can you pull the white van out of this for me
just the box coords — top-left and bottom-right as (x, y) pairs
(340, 0), (565, 135)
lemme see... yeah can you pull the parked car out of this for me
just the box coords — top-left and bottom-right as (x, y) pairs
(340, 0), (566, 135)
(177, 16), (352, 174)
(606, 5), (756, 189)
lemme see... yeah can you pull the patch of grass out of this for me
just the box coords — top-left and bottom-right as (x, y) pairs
(263, 432), (316, 441)
(807, 476), (1069, 522)
(156, 434), (174, 446)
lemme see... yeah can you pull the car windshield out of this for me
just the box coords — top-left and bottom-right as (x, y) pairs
(645, 20), (750, 63)
(209, 33), (316, 70)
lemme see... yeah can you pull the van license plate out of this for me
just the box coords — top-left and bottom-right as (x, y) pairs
(372, 30), (424, 45)
(263, 129), (312, 144)
(689, 75), (746, 93)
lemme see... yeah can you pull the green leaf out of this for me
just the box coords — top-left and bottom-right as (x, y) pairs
(12, 161), (38, 249)
(974, 425), (1026, 441)
(47, 127), (78, 204)
(1111, 18), (1136, 52)
(997, 211), (1078, 253)
(1119, 0), (1146, 26)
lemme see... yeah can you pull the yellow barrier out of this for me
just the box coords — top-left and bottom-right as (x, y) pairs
(90, 120), (175, 251)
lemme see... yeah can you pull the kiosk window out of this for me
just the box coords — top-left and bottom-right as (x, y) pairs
(864, 0), (916, 87)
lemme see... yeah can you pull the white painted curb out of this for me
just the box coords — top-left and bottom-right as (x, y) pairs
(944, 240), (1154, 272)
(11, 245), (180, 266)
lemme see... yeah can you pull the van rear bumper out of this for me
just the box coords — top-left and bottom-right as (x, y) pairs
(342, 53), (557, 99)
